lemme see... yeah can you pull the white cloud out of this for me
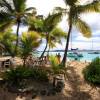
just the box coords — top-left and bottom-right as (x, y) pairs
(26, 0), (66, 16)
(75, 36), (91, 41)
(48, 40), (100, 50)
(12, 26), (28, 35)
(72, 41), (100, 50)
(25, 0), (100, 50)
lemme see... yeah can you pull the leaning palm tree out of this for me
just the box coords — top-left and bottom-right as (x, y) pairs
(47, 27), (66, 54)
(0, 0), (36, 55)
(28, 13), (65, 58)
(54, 0), (100, 67)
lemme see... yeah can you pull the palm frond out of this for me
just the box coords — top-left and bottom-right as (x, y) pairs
(0, 0), (14, 12)
(44, 13), (62, 32)
(0, 29), (16, 56)
(53, 7), (64, 13)
(25, 7), (36, 12)
(28, 17), (44, 32)
(0, 22), (12, 32)
(78, 1), (100, 13)
(50, 27), (67, 38)
(21, 31), (41, 57)
(64, 0), (79, 6)
(12, 0), (26, 12)
(73, 18), (91, 38)
(48, 40), (56, 49)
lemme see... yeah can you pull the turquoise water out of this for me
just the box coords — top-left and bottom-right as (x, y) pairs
(34, 51), (100, 62)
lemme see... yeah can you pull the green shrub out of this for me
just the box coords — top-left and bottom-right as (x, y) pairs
(2, 66), (49, 87)
(83, 57), (100, 86)
(49, 55), (63, 74)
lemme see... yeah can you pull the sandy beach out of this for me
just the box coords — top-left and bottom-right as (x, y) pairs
(0, 60), (100, 100)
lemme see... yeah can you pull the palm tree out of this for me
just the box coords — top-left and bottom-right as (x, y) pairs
(28, 13), (66, 58)
(20, 31), (41, 66)
(47, 27), (66, 54)
(0, 29), (16, 57)
(0, 0), (36, 55)
(54, 0), (100, 67)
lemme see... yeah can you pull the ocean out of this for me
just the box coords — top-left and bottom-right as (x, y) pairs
(34, 51), (100, 62)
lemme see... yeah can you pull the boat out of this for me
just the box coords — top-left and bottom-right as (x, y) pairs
(88, 40), (100, 54)
(67, 52), (77, 57)
(67, 52), (83, 58)
(74, 52), (83, 57)
(69, 32), (83, 58)
(88, 51), (99, 54)
(71, 48), (78, 51)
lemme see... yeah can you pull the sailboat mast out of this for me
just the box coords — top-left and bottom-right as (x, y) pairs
(92, 40), (93, 50)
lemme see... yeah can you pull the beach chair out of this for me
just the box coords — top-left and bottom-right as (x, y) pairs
(3, 59), (11, 68)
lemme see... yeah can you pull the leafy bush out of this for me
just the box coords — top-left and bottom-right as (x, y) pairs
(83, 57), (100, 85)
(49, 55), (63, 74)
(2, 66), (49, 87)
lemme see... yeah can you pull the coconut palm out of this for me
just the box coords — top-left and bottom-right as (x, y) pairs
(54, 0), (100, 67)
(0, 0), (36, 55)
(20, 31), (41, 66)
(47, 27), (66, 54)
(28, 13), (66, 58)
(0, 29), (16, 57)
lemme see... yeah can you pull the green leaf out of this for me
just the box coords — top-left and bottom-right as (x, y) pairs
(73, 18), (91, 38)
(78, 1), (100, 13)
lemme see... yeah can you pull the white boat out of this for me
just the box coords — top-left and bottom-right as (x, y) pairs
(68, 52), (83, 58)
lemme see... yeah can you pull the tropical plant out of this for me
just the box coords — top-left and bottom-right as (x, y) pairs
(54, 0), (100, 67)
(28, 13), (66, 58)
(47, 27), (66, 54)
(0, 29), (16, 56)
(49, 55), (65, 87)
(20, 31), (41, 66)
(2, 66), (49, 87)
(83, 57), (100, 86)
(0, 0), (36, 55)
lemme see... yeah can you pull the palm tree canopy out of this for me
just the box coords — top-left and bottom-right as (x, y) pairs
(64, 0), (78, 6)
(0, 29), (16, 56)
(20, 31), (41, 58)
(78, 0), (100, 13)
(54, 0), (100, 38)
(28, 13), (67, 49)
(43, 13), (62, 32)
(28, 13), (62, 33)
(28, 17), (44, 32)
(0, 0), (36, 31)
(48, 27), (67, 49)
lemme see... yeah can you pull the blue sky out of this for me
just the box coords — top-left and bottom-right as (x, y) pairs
(15, 0), (100, 50)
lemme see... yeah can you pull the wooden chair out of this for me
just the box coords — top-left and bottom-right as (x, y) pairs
(4, 59), (11, 68)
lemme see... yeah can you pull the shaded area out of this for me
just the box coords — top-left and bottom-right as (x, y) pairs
(0, 62), (100, 100)
(63, 66), (92, 100)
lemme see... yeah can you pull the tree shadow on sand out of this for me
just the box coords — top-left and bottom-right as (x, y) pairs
(0, 66), (97, 100)
(37, 66), (92, 100)
(63, 66), (92, 100)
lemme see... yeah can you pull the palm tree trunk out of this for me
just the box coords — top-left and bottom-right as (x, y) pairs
(47, 44), (50, 55)
(62, 19), (72, 67)
(14, 20), (20, 55)
(39, 40), (48, 58)
(23, 58), (26, 67)
(39, 32), (49, 58)
(53, 76), (56, 87)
